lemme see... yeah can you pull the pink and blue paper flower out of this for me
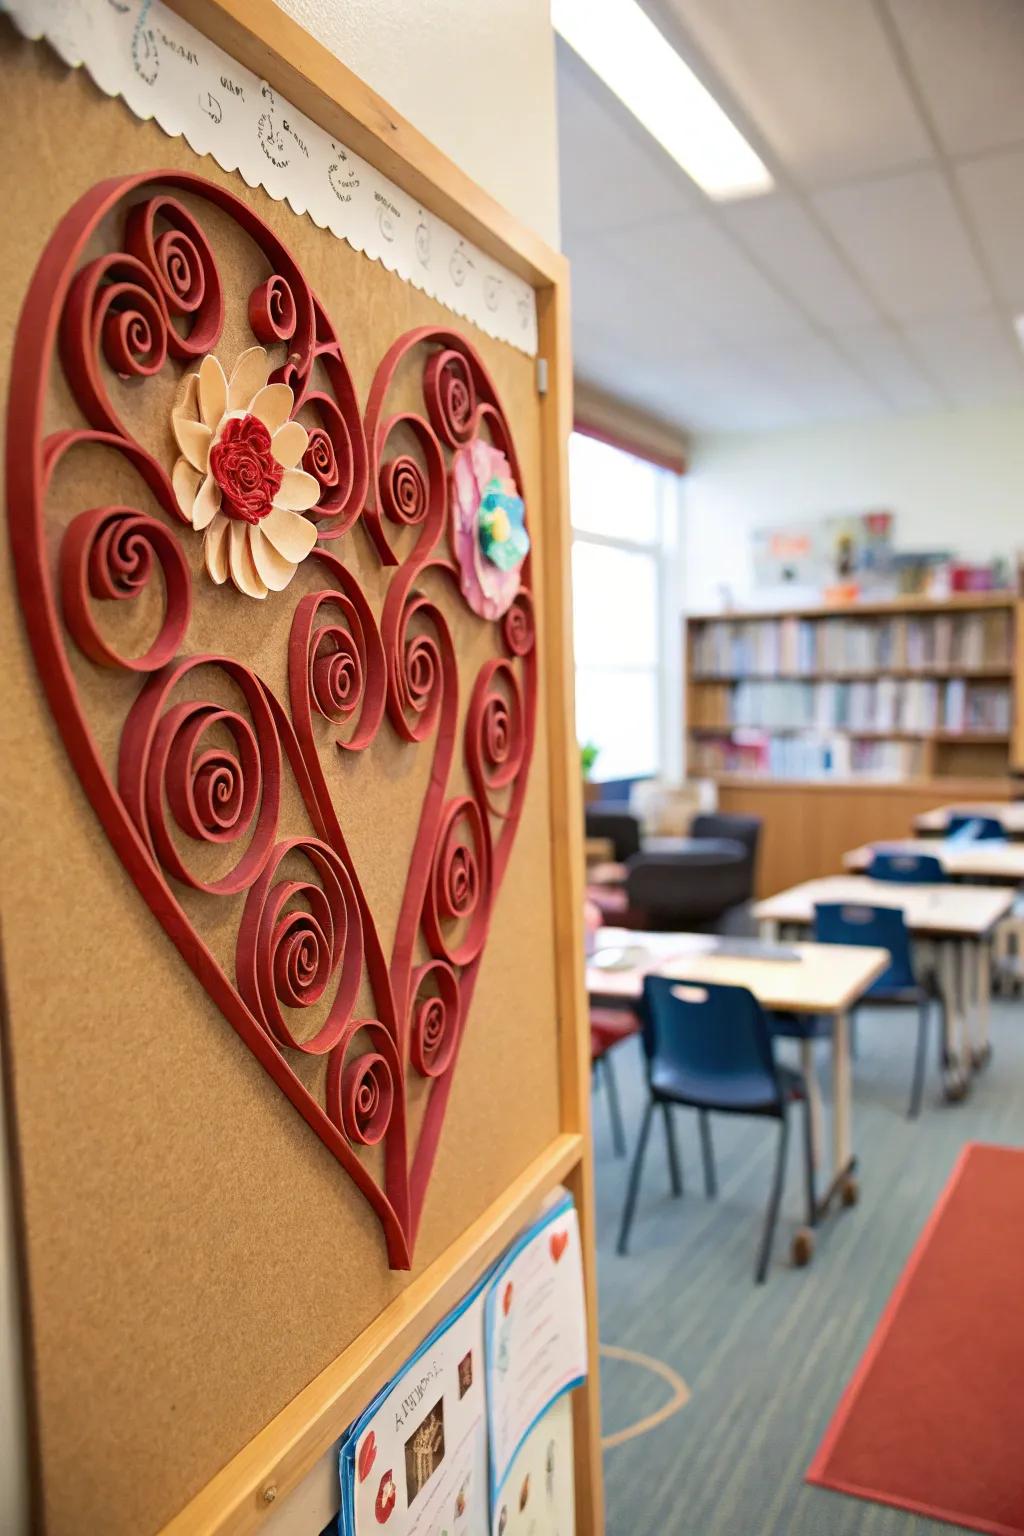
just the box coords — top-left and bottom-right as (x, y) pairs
(452, 440), (529, 619)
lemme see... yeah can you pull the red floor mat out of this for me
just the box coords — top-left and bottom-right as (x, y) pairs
(807, 1142), (1024, 1535)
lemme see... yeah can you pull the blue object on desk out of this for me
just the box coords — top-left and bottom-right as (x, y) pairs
(946, 814), (1006, 843)
(618, 975), (815, 1283)
(867, 849), (946, 884)
(813, 902), (935, 1118)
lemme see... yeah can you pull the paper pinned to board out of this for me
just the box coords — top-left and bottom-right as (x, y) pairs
(337, 1193), (586, 1535)
(0, 0), (539, 356)
(484, 1199), (588, 1511)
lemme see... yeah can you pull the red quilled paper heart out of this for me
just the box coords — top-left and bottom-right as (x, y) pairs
(358, 1431), (377, 1483)
(549, 1230), (568, 1263)
(6, 171), (537, 1270)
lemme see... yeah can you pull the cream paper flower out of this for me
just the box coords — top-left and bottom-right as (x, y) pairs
(172, 347), (321, 599)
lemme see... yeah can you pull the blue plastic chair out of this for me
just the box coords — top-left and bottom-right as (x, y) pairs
(618, 975), (815, 1283)
(946, 814), (1006, 842)
(867, 849), (946, 884)
(814, 903), (935, 1117)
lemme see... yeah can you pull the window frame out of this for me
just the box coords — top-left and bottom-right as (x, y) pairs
(568, 428), (683, 784)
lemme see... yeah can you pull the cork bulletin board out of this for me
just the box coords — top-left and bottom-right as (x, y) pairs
(0, 12), (600, 1535)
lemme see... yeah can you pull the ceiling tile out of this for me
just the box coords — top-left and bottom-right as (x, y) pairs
(565, 235), (723, 356)
(957, 148), (1024, 311)
(887, 0), (1024, 157)
(663, 0), (931, 183)
(601, 212), (811, 344)
(902, 309), (1024, 406)
(835, 326), (946, 412)
(639, 353), (813, 433)
(738, 333), (886, 419)
(720, 194), (879, 328)
(555, 44), (696, 241)
(814, 169), (990, 319)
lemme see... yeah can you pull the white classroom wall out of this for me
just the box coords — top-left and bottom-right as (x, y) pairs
(275, 0), (561, 246)
(682, 402), (1024, 612)
(0, 10), (563, 1535)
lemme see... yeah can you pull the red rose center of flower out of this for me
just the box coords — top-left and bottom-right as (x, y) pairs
(209, 413), (283, 524)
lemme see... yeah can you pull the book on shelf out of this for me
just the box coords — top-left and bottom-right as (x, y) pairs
(689, 731), (926, 782)
(690, 677), (1010, 735)
(690, 607), (1012, 678)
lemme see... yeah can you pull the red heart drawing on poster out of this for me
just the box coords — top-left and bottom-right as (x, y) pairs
(358, 1430), (377, 1483)
(375, 1469), (397, 1524)
(549, 1230), (569, 1263)
(6, 171), (537, 1270)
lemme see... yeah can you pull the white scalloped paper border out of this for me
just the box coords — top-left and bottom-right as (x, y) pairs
(1, 0), (540, 356)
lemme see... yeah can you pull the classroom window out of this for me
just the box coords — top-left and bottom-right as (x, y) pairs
(569, 431), (681, 782)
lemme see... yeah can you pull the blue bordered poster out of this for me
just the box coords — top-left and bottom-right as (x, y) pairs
(484, 1196), (587, 1526)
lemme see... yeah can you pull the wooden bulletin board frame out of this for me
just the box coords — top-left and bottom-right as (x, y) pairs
(100, 2), (600, 1531)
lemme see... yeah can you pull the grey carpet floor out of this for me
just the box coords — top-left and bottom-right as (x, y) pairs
(593, 999), (1024, 1535)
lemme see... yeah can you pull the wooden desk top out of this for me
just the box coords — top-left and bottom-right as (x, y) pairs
(915, 802), (1024, 836)
(586, 861), (628, 888)
(584, 836), (615, 865)
(586, 929), (889, 1016)
(844, 838), (1024, 881)
(753, 875), (1016, 937)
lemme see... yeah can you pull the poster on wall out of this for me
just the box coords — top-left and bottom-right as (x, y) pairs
(338, 1196), (587, 1536)
(752, 512), (893, 594)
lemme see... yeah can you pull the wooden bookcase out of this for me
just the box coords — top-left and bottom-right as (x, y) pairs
(685, 593), (1021, 895)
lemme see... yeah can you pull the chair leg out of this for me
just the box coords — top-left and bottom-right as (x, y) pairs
(662, 1102), (683, 1197)
(601, 1054), (627, 1157)
(908, 998), (930, 1120)
(801, 1096), (818, 1227)
(755, 1112), (790, 1284)
(937, 990), (951, 1070)
(617, 1100), (654, 1256)
(698, 1109), (717, 1199)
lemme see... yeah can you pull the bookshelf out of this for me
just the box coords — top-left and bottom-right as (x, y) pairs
(685, 594), (1020, 894)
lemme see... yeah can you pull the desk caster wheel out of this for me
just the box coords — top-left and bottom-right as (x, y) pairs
(792, 1228), (814, 1267)
(943, 1076), (969, 1103)
(972, 1044), (992, 1071)
(841, 1177), (859, 1209)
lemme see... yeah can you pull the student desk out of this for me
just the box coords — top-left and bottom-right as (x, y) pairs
(753, 876), (1016, 1099)
(842, 837), (1024, 883)
(587, 929), (889, 1262)
(915, 802), (1024, 837)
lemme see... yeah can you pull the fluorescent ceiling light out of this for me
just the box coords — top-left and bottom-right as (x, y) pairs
(553, 0), (773, 201)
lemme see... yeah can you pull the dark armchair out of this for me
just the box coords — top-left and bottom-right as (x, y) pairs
(622, 813), (762, 933)
(584, 807), (642, 863)
(624, 840), (751, 931)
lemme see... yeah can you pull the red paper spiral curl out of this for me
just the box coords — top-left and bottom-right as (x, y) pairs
(409, 960), (461, 1079)
(380, 454), (428, 526)
(423, 797), (491, 967)
(248, 274), (298, 343)
(119, 656), (281, 895)
(289, 555), (387, 753)
(60, 254), (170, 432)
(304, 426), (338, 490)
(124, 195), (223, 357)
(371, 413), (447, 564)
(237, 838), (363, 1055)
(502, 590), (536, 657)
(467, 661), (526, 816)
(277, 298), (368, 538)
(383, 577), (456, 746)
(424, 348), (478, 447)
(327, 1020), (402, 1147)
(59, 505), (192, 671)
